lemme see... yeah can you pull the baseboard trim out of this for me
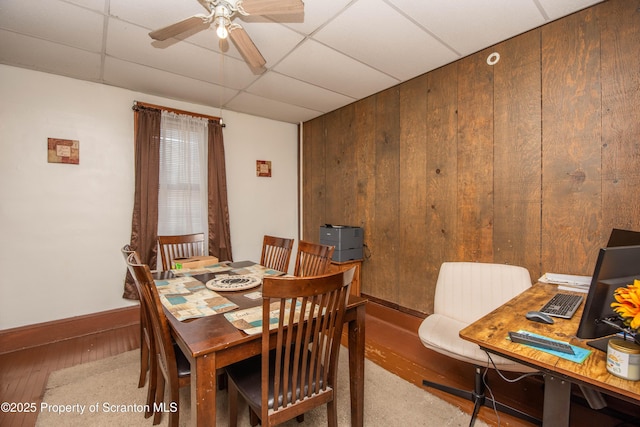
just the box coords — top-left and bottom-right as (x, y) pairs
(0, 305), (140, 354)
(362, 293), (427, 321)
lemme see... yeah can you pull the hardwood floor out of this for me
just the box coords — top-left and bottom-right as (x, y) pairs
(1, 303), (638, 427)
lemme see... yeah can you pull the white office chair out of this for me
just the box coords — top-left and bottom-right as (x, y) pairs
(418, 262), (541, 426)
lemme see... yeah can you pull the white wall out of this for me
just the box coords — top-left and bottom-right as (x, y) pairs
(0, 65), (299, 330)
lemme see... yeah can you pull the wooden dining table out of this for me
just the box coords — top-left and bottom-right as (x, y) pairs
(156, 262), (368, 427)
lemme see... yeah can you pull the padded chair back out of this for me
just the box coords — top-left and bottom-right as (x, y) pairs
(260, 235), (294, 273)
(261, 267), (355, 425)
(434, 262), (532, 325)
(419, 262), (539, 425)
(157, 233), (205, 270)
(293, 240), (335, 277)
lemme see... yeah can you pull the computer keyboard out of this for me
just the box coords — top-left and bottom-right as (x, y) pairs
(539, 292), (583, 319)
(508, 331), (575, 355)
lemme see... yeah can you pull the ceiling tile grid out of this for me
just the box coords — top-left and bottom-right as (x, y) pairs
(0, 0), (604, 123)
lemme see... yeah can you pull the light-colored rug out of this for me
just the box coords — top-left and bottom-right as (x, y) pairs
(36, 347), (486, 426)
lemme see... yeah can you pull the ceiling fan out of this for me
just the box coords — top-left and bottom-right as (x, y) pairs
(149, 0), (304, 73)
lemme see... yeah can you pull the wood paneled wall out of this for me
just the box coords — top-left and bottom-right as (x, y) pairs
(301, 0), (640, 314)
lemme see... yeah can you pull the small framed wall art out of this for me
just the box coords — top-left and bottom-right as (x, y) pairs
(256, 160), (271, 177)
(48, 138), (79, 164)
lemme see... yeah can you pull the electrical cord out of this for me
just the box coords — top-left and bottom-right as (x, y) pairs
(485, 351), (543, 383)
(482, 351), (544, 427)
(481, 364), (500, 426)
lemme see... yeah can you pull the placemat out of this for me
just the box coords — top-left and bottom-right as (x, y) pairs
(170, 261), (234, 277)
(170, 261), (285, 277)
(230, 263), (286, 277)
(224, 300), (308, 335)
(154, 276), (238, 321)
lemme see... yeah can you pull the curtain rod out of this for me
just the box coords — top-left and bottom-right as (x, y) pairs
(133, 101), (225, 127)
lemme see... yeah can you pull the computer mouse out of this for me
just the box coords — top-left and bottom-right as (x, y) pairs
(525, 311), (554, 324)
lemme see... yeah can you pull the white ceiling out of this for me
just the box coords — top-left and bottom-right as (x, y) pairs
(0, 0), (603, 124)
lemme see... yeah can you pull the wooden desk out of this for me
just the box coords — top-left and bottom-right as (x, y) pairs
(161, 269), (367, 427)
(460, 283), (640, 426)
(329, 259), (363, 296)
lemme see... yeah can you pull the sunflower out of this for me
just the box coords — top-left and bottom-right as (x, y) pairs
(611, 279), (640, 330)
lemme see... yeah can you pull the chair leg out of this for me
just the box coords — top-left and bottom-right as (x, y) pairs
(249, 408), (259, 426)
(145, 351), (158, 418)
(153, 370), (165, 425)
(422, 366), (541, 426)
(139, 336), (148, 388)
(217, 370), (228, 390)
(168, 385), (180, 427)
(327, 399), (338, 427)
(228, 378), (239, 427)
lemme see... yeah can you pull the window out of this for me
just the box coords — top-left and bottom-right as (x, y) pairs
(157, 111), (208, 238)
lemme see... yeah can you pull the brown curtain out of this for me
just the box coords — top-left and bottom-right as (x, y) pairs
(208, 119), (233, 261)
(123, 106), (161, 300)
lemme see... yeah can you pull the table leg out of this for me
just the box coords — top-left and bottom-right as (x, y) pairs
(347, 303), (366, 427)
(543, 374), (571, 427)
(192, 353), (217, 427)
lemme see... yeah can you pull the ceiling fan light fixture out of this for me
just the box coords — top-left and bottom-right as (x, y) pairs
(215, 16), (229, 39)
(149, 0), (305, 74)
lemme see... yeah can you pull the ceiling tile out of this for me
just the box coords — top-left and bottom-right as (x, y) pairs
(536, 0), (604, 19)
(389, 0), (546, 56)
(0, 0), (105, 52)
(226, 92), (322, 123)
(104, 57), (237, 107)
(282, 0), (354, 35)
(246, 72), (356, 113)
(274, 39), (399, 99)
(67, 0), (106, 12)
(314, 0), (459, 80)
(109, 0), (208, 31)
(0, 30), (102, 80)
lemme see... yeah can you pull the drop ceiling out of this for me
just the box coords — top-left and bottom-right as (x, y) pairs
(0, 0), (603, 124)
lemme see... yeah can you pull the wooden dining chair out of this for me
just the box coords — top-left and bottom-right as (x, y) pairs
(127, 253), (190, 427)
(293, 240), (335, 277)
(120, 244), (155, 419)
(225, 267), (356, 427)
(157, 233), (205, 270)
(260, 235), (294, 273)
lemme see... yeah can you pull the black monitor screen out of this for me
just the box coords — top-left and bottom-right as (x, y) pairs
(576, 245), (640, 342)
(607, 228), (640, 247)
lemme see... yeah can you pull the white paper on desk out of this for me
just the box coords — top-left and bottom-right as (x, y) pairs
(557, 284), (589, 294)
(539, 273), (591, 287)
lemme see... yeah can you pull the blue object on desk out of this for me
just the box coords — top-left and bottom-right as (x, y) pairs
(513, 330), (591, 363)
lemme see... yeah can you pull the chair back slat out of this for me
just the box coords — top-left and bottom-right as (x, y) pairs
(261, 268), (355, 423)
(158, 233), (205, 270)
(127, 254), (180, 388)
(260, 235), (294, 273)
(293, 240), (335, 277)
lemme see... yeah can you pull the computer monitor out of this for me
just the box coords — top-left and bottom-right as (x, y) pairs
(576, 245), (640, 351)
(607, 228), (640, 247)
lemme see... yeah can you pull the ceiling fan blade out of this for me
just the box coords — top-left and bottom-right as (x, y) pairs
(228, 25), (267, 72)
(149, 14), (209, 41)
(196, 0), (213, 13)
(239, 0), (304, 15)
